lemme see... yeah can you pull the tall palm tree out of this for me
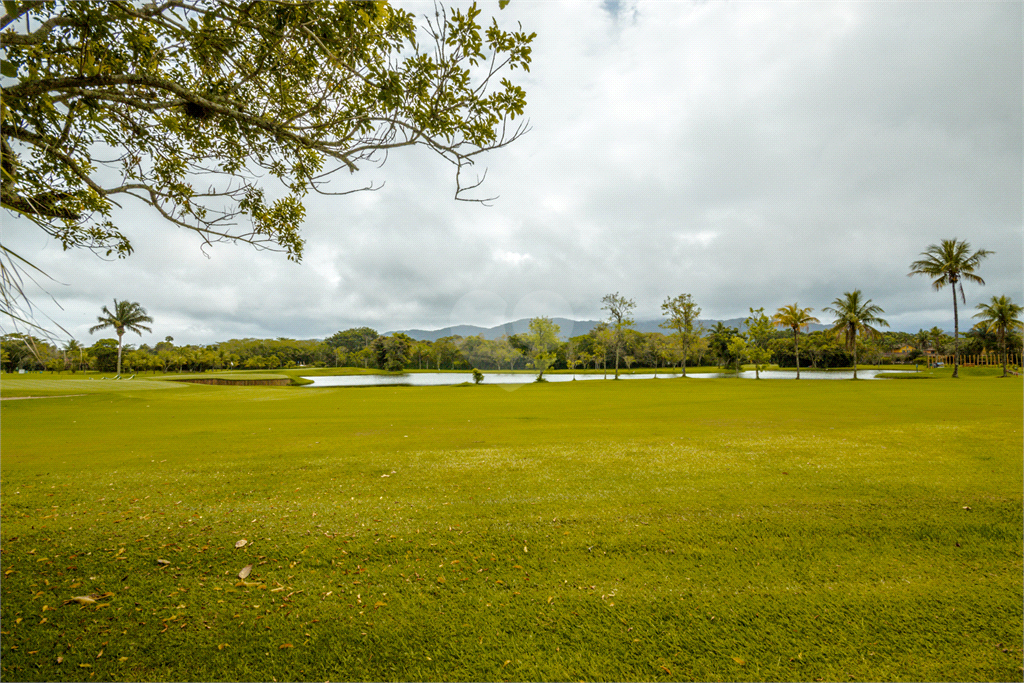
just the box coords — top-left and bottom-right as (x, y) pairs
(973, 295), (1023, 377)
(908, 239), (993, 378)
(88, 300), (154, 375)
(771, 304), (820, 379)
(822, 290), (889, 379)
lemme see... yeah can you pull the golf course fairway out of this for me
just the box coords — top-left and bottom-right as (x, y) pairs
(1, 372), (1021, 681)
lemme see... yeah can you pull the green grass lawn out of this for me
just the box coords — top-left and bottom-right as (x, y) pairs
(1, 373), (1021, 681)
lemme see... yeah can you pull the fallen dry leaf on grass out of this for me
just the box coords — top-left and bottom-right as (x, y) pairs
(732, 657), (746, 665)
(235, 539), (247, 549)
(279, 643), (293, 649)
(156, 559), (171, 566)
(238, 565), (252, 579)
(64, 596), (96, 605)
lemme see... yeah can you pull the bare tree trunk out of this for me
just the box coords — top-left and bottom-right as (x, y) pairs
(794, 328), (801, 380)
(952, 285), (960, 378)
(116, 331), (124, 376)
(1000, 328), (1008, 377)
(851, 327), (858, 380)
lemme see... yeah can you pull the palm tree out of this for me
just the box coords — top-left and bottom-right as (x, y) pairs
(973, 295), (1023, 377)
(908, 239), (993, 378)
(771, 304), (820, 380)
(88, 300), (154, 375)
(913, 329), (930, 353)
(823, 290), (889, 379)
(63, 339), (85, 373)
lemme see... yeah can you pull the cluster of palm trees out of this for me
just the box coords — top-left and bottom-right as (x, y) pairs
(769, 291), (887, 380)
(770, 238), (1020, 379)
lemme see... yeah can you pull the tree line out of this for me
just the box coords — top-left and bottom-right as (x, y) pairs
(5, 296), (1019, 377)
(4, 239), (1020, 378)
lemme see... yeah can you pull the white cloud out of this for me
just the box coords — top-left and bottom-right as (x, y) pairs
(492, 250), (534, 266)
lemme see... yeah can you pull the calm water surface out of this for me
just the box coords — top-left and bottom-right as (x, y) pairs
(302, 369), (913, 387)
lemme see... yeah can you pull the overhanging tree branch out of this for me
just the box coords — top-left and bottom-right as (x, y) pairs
(1, 0), (534, 332)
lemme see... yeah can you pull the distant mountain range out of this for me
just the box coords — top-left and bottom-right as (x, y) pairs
(388, 317), (830, 342)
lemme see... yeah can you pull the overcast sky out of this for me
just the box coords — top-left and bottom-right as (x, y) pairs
(7, 0), (1022, 345)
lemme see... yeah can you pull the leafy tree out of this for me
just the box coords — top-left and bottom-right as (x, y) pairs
(1, 1), (534, 327)
(708, 322), (739, 369)
(726, 336), (747, 374)
(433, 337), (463, 370)
(973, 295), (1023, 377)
(601, 292), (635, 379)
(744, 307), (775, 379)
(562, 337), (581, 378)
(771, 303), (819, 379)
(458, 335), (497, 370)
(640, 333), (668, 375)
(409, 341), (432, 370)
(823, 290), (889, 379)
(908, 239), (993, 378)
(472, 368), (484, 385)
(524, 316), (559, 381)
(594, 326), (612, 376)
(659, 294), (701, 377)
(492, 336), (521, 371)
(372, 333), (412, 372)
(325, 328), (379, 353)
(89, 338), (120, 373)
(88, 299), (153, 375)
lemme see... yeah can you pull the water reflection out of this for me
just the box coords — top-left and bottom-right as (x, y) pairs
(688, 369), (911, 380)
(302, 369), (913, 387)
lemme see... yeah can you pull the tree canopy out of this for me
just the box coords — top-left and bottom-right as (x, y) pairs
(523, 316), (559, 381)
(601, 292), (635, 379)
(659, 293), (701, 377)
(1, 0), (534, 326)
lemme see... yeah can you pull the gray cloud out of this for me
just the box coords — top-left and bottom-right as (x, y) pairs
(7, 0), (1021, 345)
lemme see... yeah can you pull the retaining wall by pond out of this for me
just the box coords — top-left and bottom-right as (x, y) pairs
(169, 378), (291, 386)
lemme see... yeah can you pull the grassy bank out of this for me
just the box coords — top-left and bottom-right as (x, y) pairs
(1, 374), (1021, 680)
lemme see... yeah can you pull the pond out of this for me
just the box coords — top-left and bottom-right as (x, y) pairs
(688, 369), (914, 380)
(301, 369), (915, 387)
